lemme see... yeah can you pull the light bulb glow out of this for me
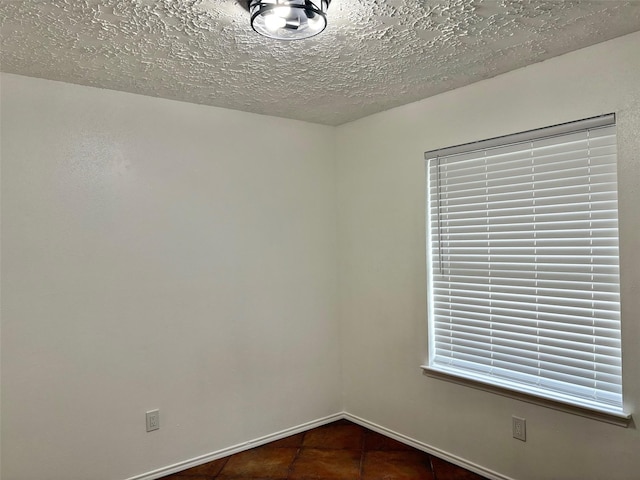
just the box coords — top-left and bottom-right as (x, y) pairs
(264, 14), (287, 31)
(273, 6), (291, 18)
(307, 16), (323, 31)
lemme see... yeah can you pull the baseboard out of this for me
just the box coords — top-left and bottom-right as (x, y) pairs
(343, 412), (515, 480)
(124, 412), (344, 480)
(126, 411), (513, 480)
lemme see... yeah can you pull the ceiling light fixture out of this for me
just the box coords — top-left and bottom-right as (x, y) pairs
(249, 0), (331, 40)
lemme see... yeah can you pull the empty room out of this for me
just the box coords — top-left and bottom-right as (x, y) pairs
(1, 1), (640, 479)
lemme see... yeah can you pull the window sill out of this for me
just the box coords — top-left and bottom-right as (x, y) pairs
(421, 365), (632, 428)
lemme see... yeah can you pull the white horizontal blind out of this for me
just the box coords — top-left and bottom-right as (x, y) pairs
(426, 117), (624, 414)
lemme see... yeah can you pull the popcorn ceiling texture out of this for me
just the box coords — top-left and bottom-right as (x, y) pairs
(2, 0), (640, 125)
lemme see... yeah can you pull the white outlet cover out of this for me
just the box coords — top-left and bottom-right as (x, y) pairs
(512, 416), (526, 442)
(146, 410), (160, 432)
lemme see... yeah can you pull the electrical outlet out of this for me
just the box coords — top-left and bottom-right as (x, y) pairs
(146, 410), (160, 432)
(512, 416), (526, 441)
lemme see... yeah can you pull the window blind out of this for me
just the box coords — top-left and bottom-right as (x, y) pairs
(425, 115), (625, 416)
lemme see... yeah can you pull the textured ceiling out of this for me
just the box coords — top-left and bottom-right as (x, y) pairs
(2, 1), (640, 125)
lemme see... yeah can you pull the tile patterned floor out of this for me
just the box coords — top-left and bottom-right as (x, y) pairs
(160, 419), (488, 480)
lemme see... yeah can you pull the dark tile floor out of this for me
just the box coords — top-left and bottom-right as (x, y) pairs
(160, 419), (488, 480)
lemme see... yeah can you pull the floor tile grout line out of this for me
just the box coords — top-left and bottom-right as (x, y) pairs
(429, 455), (437, 480)
(358, 427), (366, 480)
(285, 446), (302, 480)
(285, 431), (306, 479)
(217, 455), (230, 479)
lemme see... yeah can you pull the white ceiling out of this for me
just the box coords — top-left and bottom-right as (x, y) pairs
(2, 0), (640, 126)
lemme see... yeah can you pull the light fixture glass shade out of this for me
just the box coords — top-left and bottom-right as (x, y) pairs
(250, 0), (331, 40)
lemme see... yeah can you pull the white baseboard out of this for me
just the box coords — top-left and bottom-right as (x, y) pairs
(343, 412), (515, 480)
(124, 413), (344, 480)
(126, 411), (513, 480)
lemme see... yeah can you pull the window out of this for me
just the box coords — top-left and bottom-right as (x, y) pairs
(424, 114), (629, 422)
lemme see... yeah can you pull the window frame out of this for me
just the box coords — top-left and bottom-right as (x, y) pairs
(422, 114), (631, 427)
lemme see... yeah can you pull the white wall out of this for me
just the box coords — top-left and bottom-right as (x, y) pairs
(336, 31), (640, 480)
(0, 74), (341, 480)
